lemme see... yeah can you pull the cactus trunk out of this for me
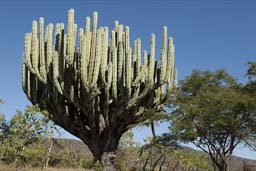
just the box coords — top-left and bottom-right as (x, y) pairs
(22, 9), (177, 169)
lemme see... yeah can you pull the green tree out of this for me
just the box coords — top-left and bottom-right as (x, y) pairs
(246, 61), (256, 80)
(118, 130), (139, 150)
(0, 103), (9, 160)
(172, 149), (213, 171)
(0, 106), (52, 166)
(244, 62), (256, 151)
(168, 70), (256, 171)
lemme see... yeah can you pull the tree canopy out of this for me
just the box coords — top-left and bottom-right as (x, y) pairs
(168, 69), (256, 171)
(0, 106), (54, 165)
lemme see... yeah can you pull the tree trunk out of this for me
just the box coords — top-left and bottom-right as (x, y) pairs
(101, 152), (118, 171)
(213, 155), (232, 171)
(85, 129), (124, 171)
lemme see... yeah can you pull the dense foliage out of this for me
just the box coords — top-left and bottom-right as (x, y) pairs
(168, 69), (256, 171)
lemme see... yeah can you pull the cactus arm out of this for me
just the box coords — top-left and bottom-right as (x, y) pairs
(24, 33), (34, 74)
(85, 18), (92, 69)
(73, 23), (78, 52)
(136, 38), (141, 74)
(159, 26), (167, 84)
(144, 50), (149, 83)
(52, 51), (63, 94)
(148, 34), (155, 86)
(110, 30), (116, 49)
(166, 37), (175, 92)
(31, 21), (45, 83)
(22, 54), (27, 93)
(78, 28), (84, 58)
(117, 41), (124, 86)
(158, 27), (168, 96)
(125, 26), (130, 54)
(88, 11), (98, 83)
(112, 47), (118, 101)
(92, 29), (102, 85)
(31, 20), (38, 72)
(117, 24), (123, 43)
(174, 69), (178, 88)
(81, 17), (90, 88)
(100, 27), (108, 84)
(39, 17), (46, 81)
(46, 23), (53, 74)
(67, 9), (75, 64)
(125, 48), (132, 97)
(107, 61), (113, 104)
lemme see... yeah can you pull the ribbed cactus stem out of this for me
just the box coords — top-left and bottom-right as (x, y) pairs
(53, 51), (63, 94)
(160, 26), (167, 84)
(73, 24), (78, 51)
(81, 27), (87, 87)
(78, 28), (84, 55)
(133, 39), (144, 84)
(55, 24), (61, 50)
(55, 23), (65, 82)
(133, 40), (137, 64)
(92, 29), (102, 85)
(174, 69), (178, 87)
(85, 16), (91, 65)
(111, 30), (116, 48)
(67, 9), (75, 64)
(166, 37), (175, 92)
(162, 26), (167, 51)
(46, 24), (53, 73)
(107, 62), (113, 85)
(39, 17), (46, 80)
(22, 53), (32, 100)
(125, 26), (130, 54)
(143, 50), (148, 82)
(136, 39), (141, 73)
(112, 47), (118, 100)
(100, 27), (108, 83)
(24, 33), (34, 73)
(114, 20), (119, 32)
(148, 34), (155, 85)
(154, 60), (158, 84)
(80, 17), (91, 88)
(31, 21), (38, 72)
(22, 55), (27, 92)
(88, 12), (98, 83)
(117, 41), (124, 84)
(117, 24), (123, 43)
(125, 48), (132, 97)
(143, 50), (148, 66)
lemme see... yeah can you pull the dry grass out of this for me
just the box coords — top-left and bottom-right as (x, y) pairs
(0, 164), (94, 171)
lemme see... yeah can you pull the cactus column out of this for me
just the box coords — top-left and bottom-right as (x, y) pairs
(22, 9), (177, 170)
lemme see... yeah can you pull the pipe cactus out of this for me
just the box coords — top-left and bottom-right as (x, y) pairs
(22, 9), (177, 170)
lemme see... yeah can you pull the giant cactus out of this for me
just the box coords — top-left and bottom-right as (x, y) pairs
(22, 9), (177, 170)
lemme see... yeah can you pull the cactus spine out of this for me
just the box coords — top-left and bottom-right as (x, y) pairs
(22, 9), (177, 169)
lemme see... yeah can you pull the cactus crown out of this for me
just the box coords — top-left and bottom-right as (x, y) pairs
(22, 9), (177, 128)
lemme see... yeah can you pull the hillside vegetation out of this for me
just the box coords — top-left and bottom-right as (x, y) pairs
(0, 137), (255, 171)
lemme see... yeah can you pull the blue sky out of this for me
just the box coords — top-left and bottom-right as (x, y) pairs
(0, 0), (256, 159)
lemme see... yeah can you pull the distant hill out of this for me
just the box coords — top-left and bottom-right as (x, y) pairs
(52, 138), (92, 157)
